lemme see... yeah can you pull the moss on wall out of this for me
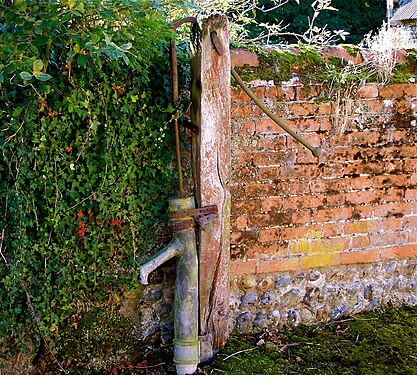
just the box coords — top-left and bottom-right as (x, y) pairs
(234, 45), (417, 87)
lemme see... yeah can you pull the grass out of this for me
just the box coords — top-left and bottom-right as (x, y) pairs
(200, 305), (417, 375)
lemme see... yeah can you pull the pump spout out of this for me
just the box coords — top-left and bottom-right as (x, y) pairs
(139, 238), (182, 285)
(139, 197), (200, 375)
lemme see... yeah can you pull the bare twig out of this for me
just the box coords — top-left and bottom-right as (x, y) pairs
(0, 228), (7, 265)
(223, 347), (257, 361)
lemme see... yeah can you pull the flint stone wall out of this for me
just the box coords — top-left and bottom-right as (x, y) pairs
(229, 259), (417, 332)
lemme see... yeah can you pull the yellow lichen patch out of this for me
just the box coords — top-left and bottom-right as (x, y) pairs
(290, 230), (349, 255)
(290, 239), (310, 254)
(300, 252), (341, 269)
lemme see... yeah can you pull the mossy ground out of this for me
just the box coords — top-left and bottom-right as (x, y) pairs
(8, 304), (417, 373)
(201, 306), (417, 375)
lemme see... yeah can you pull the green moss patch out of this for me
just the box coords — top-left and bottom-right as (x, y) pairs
(203, 306), (417, 374)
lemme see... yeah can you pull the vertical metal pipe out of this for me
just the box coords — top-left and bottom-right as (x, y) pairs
(170, 39), (185, 198)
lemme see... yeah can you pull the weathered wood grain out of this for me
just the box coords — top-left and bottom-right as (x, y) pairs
(190, 15), (231, 349)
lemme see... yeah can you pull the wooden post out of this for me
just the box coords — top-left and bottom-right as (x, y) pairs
(190, 15), (231, 349)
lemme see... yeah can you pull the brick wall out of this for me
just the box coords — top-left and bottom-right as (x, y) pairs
(229, 50), (417, 278)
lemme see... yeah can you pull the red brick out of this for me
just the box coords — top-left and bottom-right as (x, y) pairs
(298, 118), (321, 132)
(351, 235), (371, 249)
(384, 160), (404, 174)
(370, 231), (409, 246)
(231, 230), (259, 246)
(253, 150), (296, 166)
(345, 190), (379, 205)
(288, 180), (311, 195)
(405, 188), (417, 201)
(230, 48), (259, 68)
(393, 130), (410, 143)
(231, 104), (253, 118)
(261, 197), (284, 212)
(297, 148), (318, 164)
(248, 213), (292, 228)
(374, 202), (411, 218)
(383, 217), (402, 231)
(365, 99), (387, 113)
(399, 146), (417, 158)
(246, 242), (289, 259)
(257, 257), (300, 274)
(348, 131), (380, 147)
(240, 120), (256, 135)
(232, 199), (261, 215)
(379, 83), (417, 99)
(246, 181), (289, 197)
(351, 176), (373, 190)
(256, 118), (296, 135)
(313, 206), (353, 222)
(319, 163), (344, 178)
(404, 159), (416, 172)
(283, 194), (324, 211)
(231, 87), (251, 102)
(232, 153), (253, 168)
(403, 215), (417, 228)
(296, 85), (323, 101)
(317, 103), (333, 115)
(233, 216), (248, 230)
(291, 210), (313, 225)
(373, 174), (410, 188)
(357, 83), (379, 98)
(341, 249), (380, 265)
(259, 228), (281, 243)
(258, 134), (287, 150)
(352, 205), (374, 219)
(394, 98), (412, 115)
(323, 222), (344, 236)
(281, 225), (322, 241)
(380, 245), (417, 260)
(288, 133), (323, 151)
(344, 220), (371, 235)
(288, 102), (316, 116)
(279, 164), (320, 180)
(230, 184), (247, 199)
(230, 260), (257, 276)
(319, 117), (334, 131)
(381, 188), (405, 203)
(321, 237), (350, 252)
(310, 179), (327, 193)
(258, 166), (281, 181)
(232, 166), (257, 183)
(326, 193), (347, 206)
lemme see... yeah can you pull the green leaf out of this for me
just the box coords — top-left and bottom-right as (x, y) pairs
(33, 59), (44, 74)
(77, 54), (87, 68)
(20, 71), (33, 81)
(35, 73), (52, 81)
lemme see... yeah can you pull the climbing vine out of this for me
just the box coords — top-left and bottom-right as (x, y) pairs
(0, 0), (183, 365)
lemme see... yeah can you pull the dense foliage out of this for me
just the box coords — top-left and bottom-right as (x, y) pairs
(0, 0), (179, 363)
(251, 0), (386, 45)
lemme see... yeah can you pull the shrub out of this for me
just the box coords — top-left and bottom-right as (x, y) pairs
(0, 0), (178, 362)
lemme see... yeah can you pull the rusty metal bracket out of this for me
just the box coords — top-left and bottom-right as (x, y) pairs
(169, 205), (218, 219)
(210, 31), (224, 56)
(169, 205), (218, 232)
(169, 219), (195, 232)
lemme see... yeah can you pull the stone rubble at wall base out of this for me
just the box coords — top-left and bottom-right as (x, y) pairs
(229, 259), (417, 333)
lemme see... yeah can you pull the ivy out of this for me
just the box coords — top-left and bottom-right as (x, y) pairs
(0, 0), (183, 366)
